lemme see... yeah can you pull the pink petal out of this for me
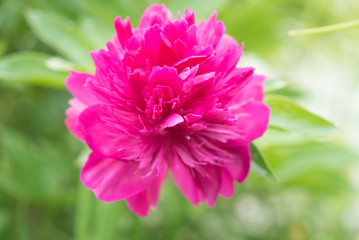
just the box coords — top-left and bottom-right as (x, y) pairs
(139, 4), (173, 28)
(217, 67), (255, 105)
(193, 164), (222, 206)
(170, 146), (222, 206)
(237, 74), (266, 102)
(232, 101), (271, 143)
(144, 25), (161, 66)
(197, 12), (225, 48)
(80, 153), (157, 201)
(145, 66), (182, 96)
(184, 8), (195, 26)
(187, 134), (251, 183)
(125, 189), (150, 217)
(215, 35), (243, 73)
(126, 165), (166, 216)
(173, 55), (209, 73)
(159, 113), (184, 129)
(78, 104), (144, 159)
(224, 144), (251, 182)
(219, 168), (234, 198)
(114, 16), (132, 46)
(172, 39), (190, 59)
(87, 45), (129, 105)
(65, 71), (98, 105)
(65, 98), (87, 141)
(170, 152), (204, 205)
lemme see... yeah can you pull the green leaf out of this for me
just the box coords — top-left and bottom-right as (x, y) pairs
(264, 78), (287, 93)
(76, 0), (142, 25)
(81, 17), (114, 50)
(274, 142), (357, 182)
(0, 0), (25, 38)
(0, 51), (68, 88)
(265, 95), (336, 135)
(25, 9), (94, 64)
(250, 143), (279, 181)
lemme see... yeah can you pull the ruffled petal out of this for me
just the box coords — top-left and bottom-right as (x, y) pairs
(139, 4), (173, 28)
(78, 104), (145, 159)
(219, 168), (234, 198)
(126, 161), (167, 216)
(197, 12), (225, 48)
(233, 101), (270, 143)
(237, 74), (266, 102)
(215, 35), (243, 73)
(145, 66), (181, 96)
(159, 113), (184, 129)
(183, 8), (195, 26)
(180, 135), (251, 183)
(223, 144), (251, 183)
(170, 145), (222, 206)
(143, 25), (177, 66)
(170, 152), (204, 205)
(65, 98), (87, 141)
(88, 47), (130, 105)
(80, 153), (157, 201)
(217, 67), (255, 105)
(65, 71), (97, 105)
(125, 189), (151, 217)
(114, 16), (133, 46)
(193, 164), (222, 206)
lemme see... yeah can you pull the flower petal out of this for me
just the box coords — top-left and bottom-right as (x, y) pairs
(193, 164), (222, 206)
(197, 12), (225, 48)
(170, 152), (204, 205)
(80, 153), (157, 201)
(224, 144), (251, 183)
(183, 8), (195, 26)
(125, 189), (151, 217)
(143, 26), (177, 66)
(185, 135), (251, 183)
(215, 35), (243, 73)
(78, 104), (144, 159)
(170, 146), (222, 206)
(126, 162), (167, 216)
(65, 70), (97, 105)
(114, 16), (133, 46)
(65, 98), (87, 141)
(139, 4), (173, 28)
(219, 168), (234, 198)
(159, 113), (184, 129)
(237, 74), (266, 102)
(233, 101), (271, 143)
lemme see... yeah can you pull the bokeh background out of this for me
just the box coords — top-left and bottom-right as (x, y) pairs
(1, 0), (359, 239)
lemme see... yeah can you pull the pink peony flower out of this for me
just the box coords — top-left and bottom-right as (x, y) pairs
(65, 4), (270, 216)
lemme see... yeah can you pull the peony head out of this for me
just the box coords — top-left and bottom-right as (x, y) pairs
(65, 4), (270, 216)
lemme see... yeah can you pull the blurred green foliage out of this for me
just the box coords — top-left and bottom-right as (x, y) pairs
(0, 0), (359, 239)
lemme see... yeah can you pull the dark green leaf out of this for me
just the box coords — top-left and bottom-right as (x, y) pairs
(250, 143), (279, 181)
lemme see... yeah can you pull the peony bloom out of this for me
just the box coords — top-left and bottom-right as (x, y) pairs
(65, 4), (270, 216)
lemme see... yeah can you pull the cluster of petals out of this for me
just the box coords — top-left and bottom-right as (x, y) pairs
(65, 4), (270, 216)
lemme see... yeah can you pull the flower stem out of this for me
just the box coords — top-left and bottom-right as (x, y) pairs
(74, 181), (93, 240)
(288, 19), (359, 36)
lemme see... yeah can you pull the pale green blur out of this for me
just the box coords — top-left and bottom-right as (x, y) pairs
(0, 0), (358, 239)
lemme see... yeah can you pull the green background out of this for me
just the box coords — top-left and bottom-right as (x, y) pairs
(0, 0), (359, 239)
